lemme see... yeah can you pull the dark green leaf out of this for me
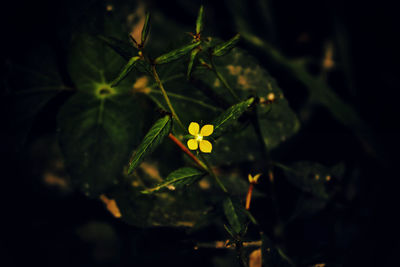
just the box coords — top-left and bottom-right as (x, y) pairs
(141, 12), (151, 45)
(187, 47), (201, 79)
(128, 115), (172, 174)
(223, 197), (247, 234)
(142, 167), (205, 193)
(212, 34), (240, 57)
(58, 93), (144, 195)
(279, 161), (345, 199)
(154, 41), (201, 65)
(212, 97), (254, 138)
(195, 5), (204, 34)
(111, 56), (141, 87)
(97, 35), (137, 61)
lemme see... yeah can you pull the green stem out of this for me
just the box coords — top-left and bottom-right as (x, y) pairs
(151, 65), (186, 132)
(200, 154), (228, 193)
(210, 59), (240, 101)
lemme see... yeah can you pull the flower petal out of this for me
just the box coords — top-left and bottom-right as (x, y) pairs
(199, 140), (212, 153)
(187, 139), (198, 150)
(188, 122), (200, 135)
(200, 124), (214, 136)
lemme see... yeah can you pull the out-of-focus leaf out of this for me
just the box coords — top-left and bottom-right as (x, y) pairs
(223, 197), (247, 234)
(195, 5), (204, 34)
(112, 178), (211, 228)
(111, 56), (141, 87)
(212, 97), (254, 139)
(196, 47), (300, 148)
(154, 41), (201, 65)
(128, 115), (172, 174)
(212, 34), (240, 57)
(141, 12), (151, 44)
(262, 234), (293, 267)
(142, 167), (205, 193)
(280, 161), (345, 199)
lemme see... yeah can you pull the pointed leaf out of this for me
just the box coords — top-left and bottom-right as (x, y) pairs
(154, 41), (201, 65)
(111, 56), (141, 87)
(187, 47), (201, 79)
(141, 12), (151, 45)
(195, 5), (204, 34)
(128, 115), (172, 174)
(223, 197), (247, 234)
(97, 35), (137, 61)
(142, 167), (205, 193)
(212, 97), (254, 138)
(212, 34), (240, 57)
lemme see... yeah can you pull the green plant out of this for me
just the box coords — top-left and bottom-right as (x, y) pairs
(9, 2), (373, 266)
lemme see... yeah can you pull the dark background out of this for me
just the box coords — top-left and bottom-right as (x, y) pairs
(2, 0), (399, 266)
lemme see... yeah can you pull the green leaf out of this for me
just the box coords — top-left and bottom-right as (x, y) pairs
(142, 167), (205, 193)
(187, 47), (201, 79)
(195, 5), (204, 34)
(69, 34), (135, 94)
(8, 44), (67, 151)
(58, 93), (144, 195)
(154, 41), (201, 65)
(212, 97), (254, 138)
(223, 197), (247, 234)
(128, 115), (172, 174)
(141, 12), (151, 45)
(212, 34), (240, 57)
(111, 56), (141, 87)
(196, 47), (300, 148)
(278, 161), (345, 199)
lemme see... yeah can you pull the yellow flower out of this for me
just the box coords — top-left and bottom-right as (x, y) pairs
(187, 122), (214, 153)
(248, 173), (262, 184)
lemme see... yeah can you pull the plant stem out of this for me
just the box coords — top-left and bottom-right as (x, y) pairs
(210, 59), (240, 102)
(168, 133), (208, 171)
(151, 65), (186, 131)
(200, 154), (228, 193)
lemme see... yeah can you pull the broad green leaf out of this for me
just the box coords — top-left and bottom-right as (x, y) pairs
(223, 197), (247, 234)
(278, 161), (345, 199)
(212, 97), (254, 138)
(8, 44), (67, 152)
(196, 47), (300, 148)
(154, 41), (201, 65)
(187, 47), (201, 79)
(111, 175), (211, 228)
(195, 5), (204, 34)
(111, 56), (141, 87)
(141, 12), (151, 45)
(212, 33), (240, 57)
(58, 93), (144, 195)
(69, 34), (135, 94)
(142, 167), (205, 193)
(128, 115), (172, 174)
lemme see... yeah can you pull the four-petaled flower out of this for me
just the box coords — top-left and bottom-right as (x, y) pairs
(187, 122), (213, 153)
(248, 173), (262, 184)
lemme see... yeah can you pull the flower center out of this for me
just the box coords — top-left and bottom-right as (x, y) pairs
(196, 134), (203, 142)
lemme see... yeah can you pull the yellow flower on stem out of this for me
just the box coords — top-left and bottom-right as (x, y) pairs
(187, 122), (214, 153)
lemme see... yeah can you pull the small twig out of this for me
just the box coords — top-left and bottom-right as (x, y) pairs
(200, 154), (228, 193)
